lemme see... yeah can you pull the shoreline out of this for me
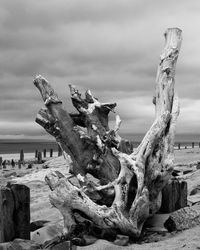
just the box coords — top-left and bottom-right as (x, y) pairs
(1, 144), (200, 161)
(0, 151), (59, 161)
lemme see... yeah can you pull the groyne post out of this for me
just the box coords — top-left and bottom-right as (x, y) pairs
(43, 149), (46, 158)
(2, 160), (6, 169)
(20, 149), (24, 163)
(50, 148), (53, 157)
(18, 160), (21, 169)
(37, 152), (42, 164)
(0, 184), (30, 243)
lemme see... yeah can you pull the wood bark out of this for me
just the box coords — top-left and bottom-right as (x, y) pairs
(34, 28), (182, 238)
(160, 179), (187, 213)
(0, 184), (30, 242)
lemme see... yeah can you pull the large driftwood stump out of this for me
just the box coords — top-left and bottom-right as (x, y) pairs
(34, 28), (182, 238)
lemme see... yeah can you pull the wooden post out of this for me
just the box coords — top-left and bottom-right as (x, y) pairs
(2, 160), (6, 169)
(10, 184), (30, 240)
(20, 149), (24, 162)
(192, 142), (194, 148)
(18, 160), (21, 169)
(43, 149), (46, 158)
(37, 152), (42, 164)
(0, 157), (2, 169)
(50, 148), (53, 157)
(0, 184), (30, 243)
(160, 179), (187, 213)
(35, 149), (38, 158)
(58, 145), (62, 156)
(199, 142), (200, 148)
(11, 159), (15, 168)
(178, 143), (180, 150)
(0, 186), (15, 242)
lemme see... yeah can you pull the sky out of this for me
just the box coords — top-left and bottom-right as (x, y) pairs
(1, 0), (200, 140)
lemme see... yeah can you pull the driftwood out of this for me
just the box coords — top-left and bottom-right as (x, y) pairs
(34, 28), (182, 238)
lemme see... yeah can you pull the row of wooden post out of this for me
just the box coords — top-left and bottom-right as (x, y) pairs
(0, 145), (63, 167)
(177, 142), (200, 150)
(1, 142), (200, 165)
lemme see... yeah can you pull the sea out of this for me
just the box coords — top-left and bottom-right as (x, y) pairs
(0, 133), (200, 161)
(0, 139), (58, 160)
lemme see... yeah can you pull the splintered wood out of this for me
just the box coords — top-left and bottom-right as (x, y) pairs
(34, 28), (182, 238)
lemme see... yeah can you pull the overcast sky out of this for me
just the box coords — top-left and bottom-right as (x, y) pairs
(0, 0), (200, 140)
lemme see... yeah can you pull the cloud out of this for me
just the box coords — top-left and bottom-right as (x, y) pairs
(0, 0), (200, 139)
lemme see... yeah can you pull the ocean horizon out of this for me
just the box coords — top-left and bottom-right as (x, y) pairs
(1, 133), (200, 157)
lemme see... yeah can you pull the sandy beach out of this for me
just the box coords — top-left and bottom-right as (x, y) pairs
(0, 147), (200, 249)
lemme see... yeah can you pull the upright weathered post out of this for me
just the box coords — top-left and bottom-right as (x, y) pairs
(43, 149), (46, 158)
(10, 184), (30, 240)
(35, 149), (38, 158)
(50, 148), (53, 157)
(0, 186), (15, 242)
(2, 160), (6, 169)
(11, 159), (15, 168)
(18, 160), (21, 169)
(0, 184), (30, 242)
(192, 142), (194, 148)
(178, 143), (181, 150)
(160, 180), (187, 213)
(37, 152), (42, 164)
(20, 149), (24, 162)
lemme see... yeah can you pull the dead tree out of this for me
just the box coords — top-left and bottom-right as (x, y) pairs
(33, 28), (182, 238)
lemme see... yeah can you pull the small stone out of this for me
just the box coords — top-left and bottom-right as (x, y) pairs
(71, 237), (86, 246)
(30, 220), (50, 232)
(190, 188), (198, 196)
(3, 171), (17, 178)
(10, 239), (40, 250)
(27, 163), (33, 169)
(42, 164), (49, 169)
(183, 169), (193, 175)
(188, 193), (200, 205)
(82, 235), (97, 245)
(172, 169), (181, 177)
(50, 241), (76, 250)
(114, 234), (129, 246)
(164, 205), (200, 232)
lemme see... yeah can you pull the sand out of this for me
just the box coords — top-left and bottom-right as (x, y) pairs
(1, 148), (200, 249)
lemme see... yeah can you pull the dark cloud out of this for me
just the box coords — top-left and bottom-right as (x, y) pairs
(0, 0), (200, 138)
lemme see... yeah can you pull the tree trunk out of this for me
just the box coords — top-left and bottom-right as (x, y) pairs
(33, 28), (182, 238)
